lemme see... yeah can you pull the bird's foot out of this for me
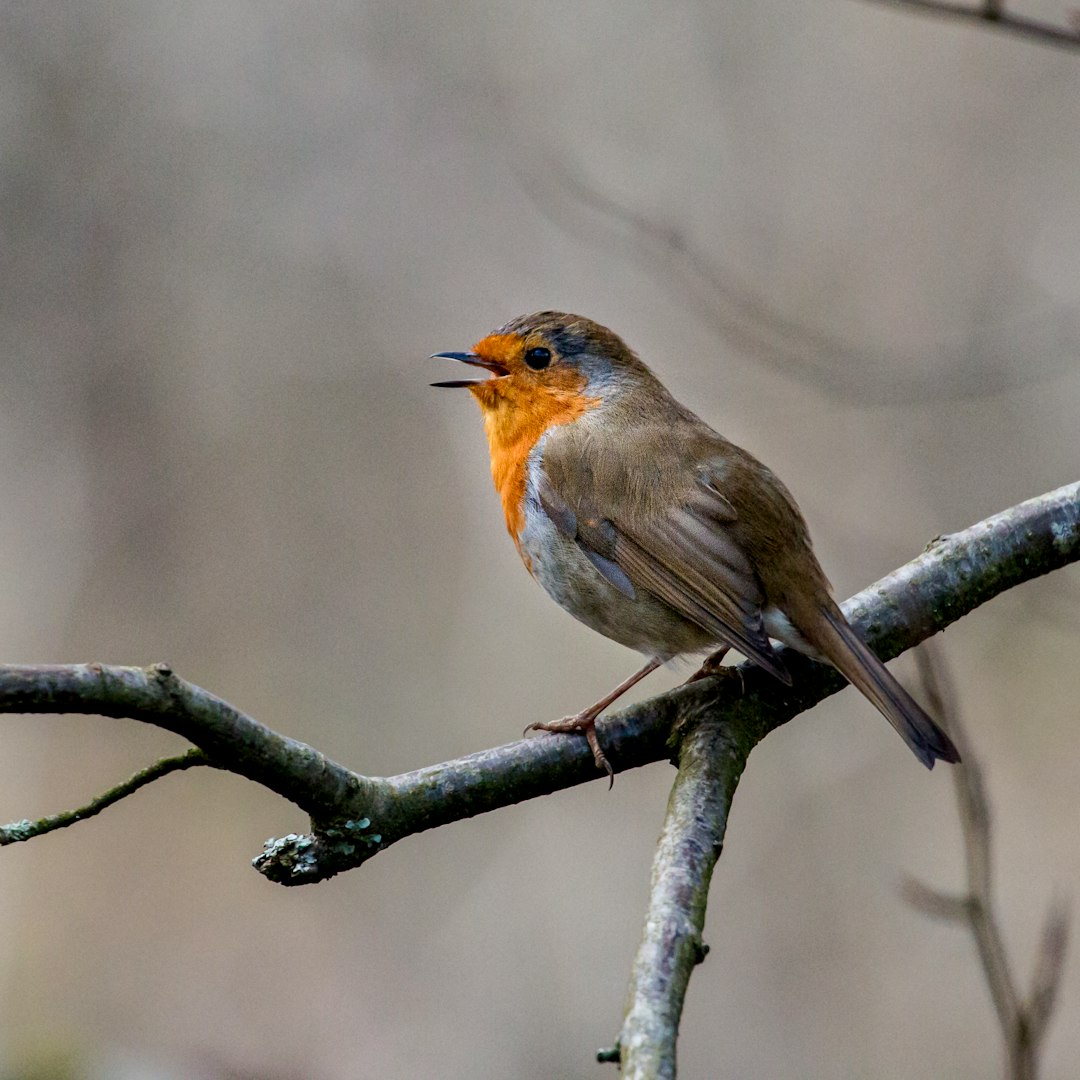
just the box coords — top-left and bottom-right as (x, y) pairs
(524, 710), (613, 786)
(521, 658), (663, 788)
(684, 646), (731, 684)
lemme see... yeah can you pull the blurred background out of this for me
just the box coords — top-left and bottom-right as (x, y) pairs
(1, 2), (1079, 1077)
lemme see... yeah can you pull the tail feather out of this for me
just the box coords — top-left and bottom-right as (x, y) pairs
(809, 608), (960, 769)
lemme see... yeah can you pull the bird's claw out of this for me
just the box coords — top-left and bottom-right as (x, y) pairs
(524, 713), (613, 786)
(686, 645), (731, 684)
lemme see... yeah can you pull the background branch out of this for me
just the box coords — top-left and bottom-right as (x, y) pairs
(858, 0), (1080, 51)
(521, 160), (1080, 404)
(519, 159), (862, 401)
(904, 646), (1070, 1080)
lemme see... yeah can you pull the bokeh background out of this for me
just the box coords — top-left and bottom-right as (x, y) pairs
(2, 2), (1079, 1077)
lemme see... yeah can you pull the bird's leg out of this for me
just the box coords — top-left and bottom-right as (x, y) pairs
(524, 657), (662, 784)
(684, 645), (731, 684)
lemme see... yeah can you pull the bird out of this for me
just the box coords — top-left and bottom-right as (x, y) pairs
(431, 311), (960, 782)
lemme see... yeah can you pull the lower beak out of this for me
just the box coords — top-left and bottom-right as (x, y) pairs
(430, 351), (510, 387)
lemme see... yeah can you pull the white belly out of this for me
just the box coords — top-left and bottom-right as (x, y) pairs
(515, 479), (715, 660)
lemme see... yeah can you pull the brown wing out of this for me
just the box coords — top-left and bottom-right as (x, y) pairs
(538, 464), (790, 683)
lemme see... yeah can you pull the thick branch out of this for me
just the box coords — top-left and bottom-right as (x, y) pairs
(0, 483), (1077, 884)
(611, 698), (740, 1079)
(0, 662), (374, 819)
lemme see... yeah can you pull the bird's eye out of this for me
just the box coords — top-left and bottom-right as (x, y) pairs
(524, 346), (552, 371)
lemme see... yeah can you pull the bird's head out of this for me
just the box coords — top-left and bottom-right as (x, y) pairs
(431, 312), (657, 427)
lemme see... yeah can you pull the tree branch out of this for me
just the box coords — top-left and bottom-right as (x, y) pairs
(519, 158), (877, 403)
(0, 483), (1078, 887)
(0, 749), (213, 845)
(606, 694), (741, 1078)
(904, 646), (1070, 1080)
(858, 0), (1080, 51)
(520, 161), (1080, 405)
(610, 485), (1079, 1075)
(0, 662), (375, 819)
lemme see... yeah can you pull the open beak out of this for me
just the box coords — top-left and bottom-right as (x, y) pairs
(430, 351), (510, 388)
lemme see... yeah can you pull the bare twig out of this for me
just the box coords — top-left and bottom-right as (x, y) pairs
(0, 482), (1078, 889)
(520, 158), (876, 403)
(913, 646), (1020, 1042)
(610, 697), (741, 1079)
(858, 0), (1080, 51)
(521, 162), (1080, 404)
(900, 876), (971, 921)
(906, 646), (1070, 1080)
(0, 749), (214, 845)
(1028, 899), (1070, 1047)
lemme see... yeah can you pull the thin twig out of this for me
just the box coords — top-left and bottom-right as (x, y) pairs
(1028, 899), (1070, 1047)
(914, 646), (1021, 1038)
(900, 877), (971, 921)
(0, 483), (1078, 886)
(858, 0), (1080, 51)
(907, 646), (1070, 1080)
(521, 161), (1080, 405)
(0, 749), (214, 845)
(520, 158), (875, 403)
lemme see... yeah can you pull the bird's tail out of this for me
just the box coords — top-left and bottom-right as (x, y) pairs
(807, 606), (960, 769)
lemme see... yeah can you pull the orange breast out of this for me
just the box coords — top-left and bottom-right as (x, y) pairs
(469, 370), (598, 559)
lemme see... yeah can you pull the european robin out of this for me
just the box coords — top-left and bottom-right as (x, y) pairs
(432, 312), (960, 781)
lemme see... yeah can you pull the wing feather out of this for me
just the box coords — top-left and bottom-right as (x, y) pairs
(537, 459), (790, 683)
(613, 502), (790, 683)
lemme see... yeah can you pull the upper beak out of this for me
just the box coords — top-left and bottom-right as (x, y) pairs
(429, 351), (510, 388)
